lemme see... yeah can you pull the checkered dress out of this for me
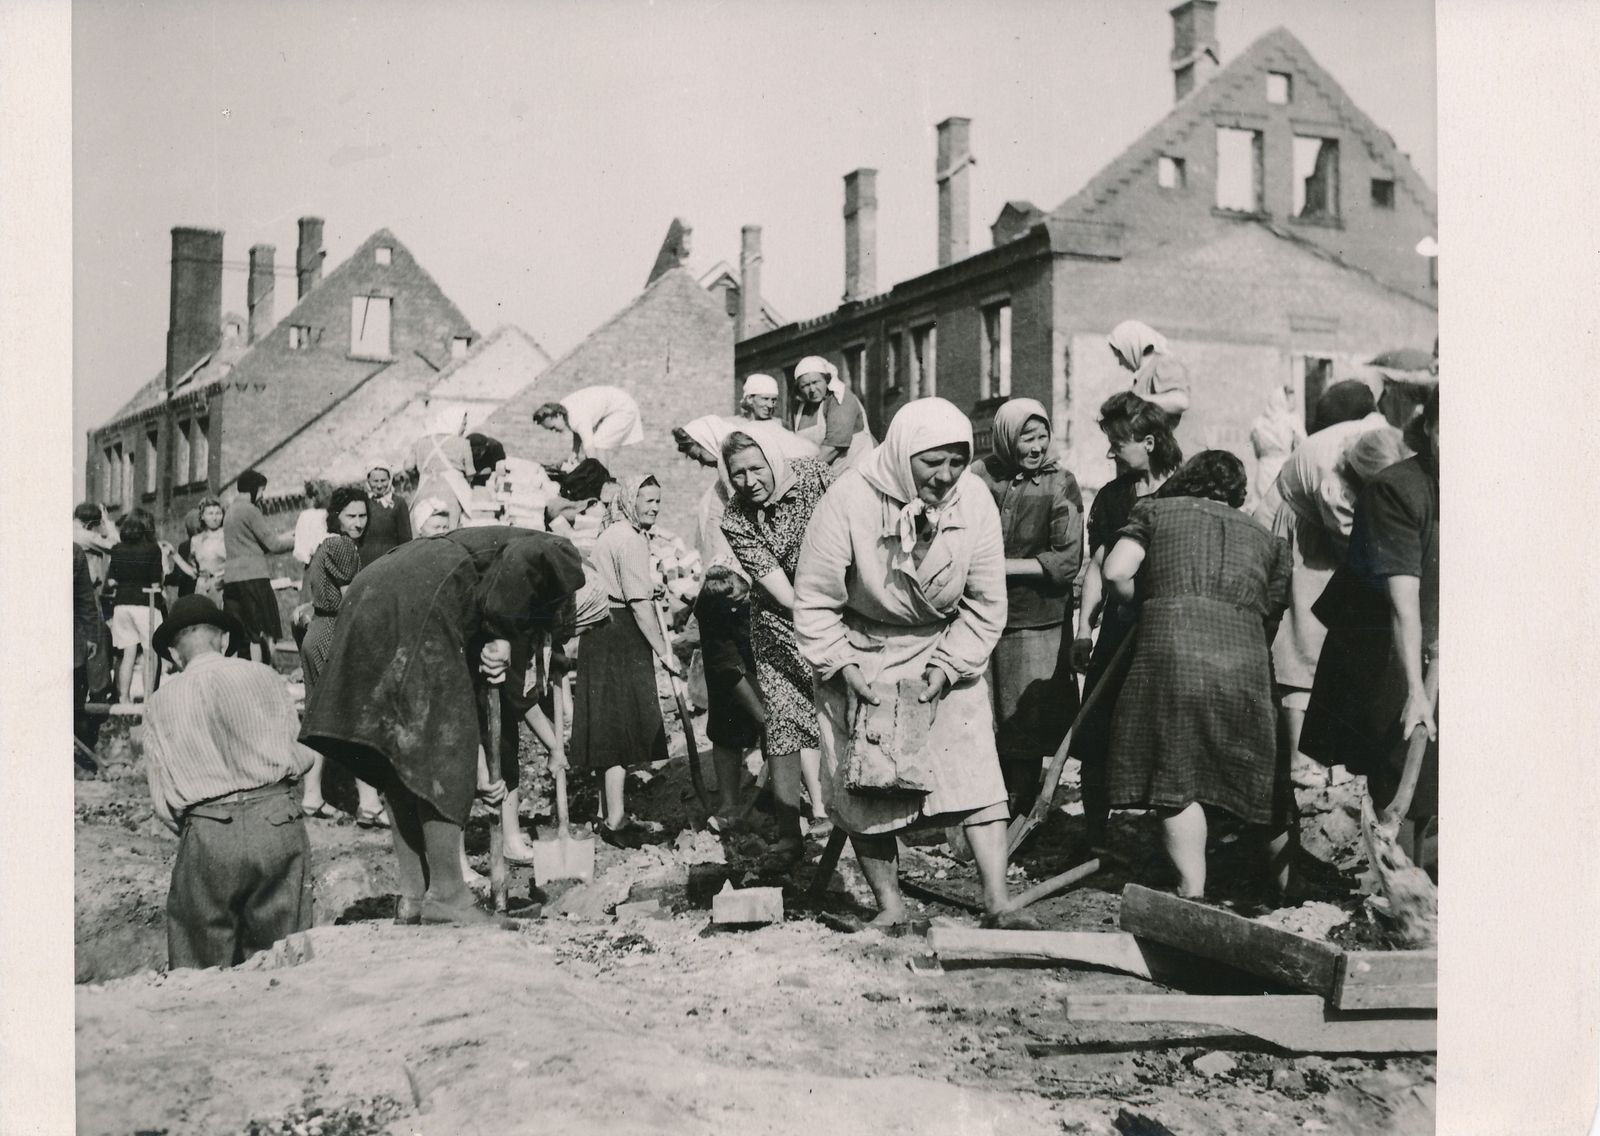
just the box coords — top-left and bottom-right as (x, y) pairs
(1106, 497), (1291, 824)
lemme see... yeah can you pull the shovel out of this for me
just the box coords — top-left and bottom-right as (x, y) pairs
(531, 680), (595, 885)
(653, 601), (713, 818)
(143, 584), (163, 700)
(484, 685), (509, 914)
(1360, 655), (1439, 948)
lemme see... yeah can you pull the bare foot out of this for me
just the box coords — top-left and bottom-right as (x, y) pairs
(866, 908), (910, 930)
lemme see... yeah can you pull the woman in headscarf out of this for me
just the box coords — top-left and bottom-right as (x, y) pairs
(720, 427), (836, 846)
(1246, 386), (1304, 521)
(971, 398), (1085, 818)
(794, 398), (1027, 928)
(1101, 451), (1292, 900)
(567, 473), (681, 847)
(532, 385), (645, 468)
(360, 461), (412, 569)
(1269, 380), (1403, 784)
(1301, 387), (1439, 875)
(406, 405), (475, 529)
(740, 373), (782, 422)
(790, 355), (874, 468)
(1108, 320), (1191, 426)
(301, 526), (584, 924)
(676, 416), (819, 572)
(1069, 392), (1183, 854)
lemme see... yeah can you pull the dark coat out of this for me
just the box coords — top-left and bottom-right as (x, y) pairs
(299, 526), (584, 825)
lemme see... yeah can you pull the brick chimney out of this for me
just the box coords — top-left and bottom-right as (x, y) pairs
(296, 216), (325, 299)
(737, 225), (763, 341)
(247, 244), (275, 343)
(843, 169), (878, 302)
(165, 227), (224, 392)
(1171, 0), (1220, 101)
(936, 118), (973, 267)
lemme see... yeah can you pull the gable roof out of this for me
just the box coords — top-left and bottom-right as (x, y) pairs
(697, 260), (787, 328)
(1050, 27), (1436, 227)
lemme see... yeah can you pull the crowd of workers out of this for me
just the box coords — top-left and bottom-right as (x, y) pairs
(71, 322), (1439, 967)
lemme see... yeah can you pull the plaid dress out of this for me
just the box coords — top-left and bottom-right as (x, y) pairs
(1107, 497), (1290, 824)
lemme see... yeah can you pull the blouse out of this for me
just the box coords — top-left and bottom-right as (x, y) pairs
(591, 520), (654, 606)
(719, 458), (835, 617)
(794, 390), (868, 449)
(305, 535), (362, 616)
(107, 542), (165, 608)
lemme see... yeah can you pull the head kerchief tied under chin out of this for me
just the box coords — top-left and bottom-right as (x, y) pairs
(795, 355), (847, 405)
(410, 496), (452, 532)
(859, 397), (974, 570)
(720, 424), (799, 510)
(610, 472), (660, 532)
(989, 398), (1054, 480)
(742, 373), (780, 398)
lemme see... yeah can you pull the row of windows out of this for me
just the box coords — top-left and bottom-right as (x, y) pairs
(779, 301), (1016, 410)
(99, 416), (210, 510)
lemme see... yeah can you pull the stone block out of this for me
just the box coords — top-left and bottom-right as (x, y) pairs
(614, 898), (662, 922)
(710, 881), (783, 925)
(1192, 1051), (1236, 1078)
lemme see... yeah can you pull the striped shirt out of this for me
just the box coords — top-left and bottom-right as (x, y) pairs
(142, 651), (313, 812)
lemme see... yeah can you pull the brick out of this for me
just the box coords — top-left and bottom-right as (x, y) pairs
(710, 882), (783, 926)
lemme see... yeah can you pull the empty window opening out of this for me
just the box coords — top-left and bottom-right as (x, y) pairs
(1298, 355), (1334, 432)
(1158, 155), (1187, 190)
(1215, 127), (1263, 213)
(192, 417), (210, 486)
(843, 345), (867, 397)
(1294, 136), (1339, 220)
(1371, 178), (1395, 209)
(910, 324), (936, 398)
(1266, 72), (1292, 105)
(121, 445), (134, 512)
(350, 296), (393, 358)
(144, 428), (160, 496)
(288, 325), (314, 350)
(375, 247), (393, 266)
(103, 445), (121, 507)
(982, 303), (1012, 399)
(451, 336), (471, 359)
(885, 334), (901, 393)
(175, 420), (192, 486)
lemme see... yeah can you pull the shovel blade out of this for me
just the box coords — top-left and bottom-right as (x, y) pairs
(531, 831), (595, 885)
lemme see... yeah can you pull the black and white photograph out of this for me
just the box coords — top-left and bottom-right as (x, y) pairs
(9, 0), (1582, 1132)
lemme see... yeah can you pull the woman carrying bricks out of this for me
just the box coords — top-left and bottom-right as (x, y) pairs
(793, 398), (1026, 929)
(971, 397), (1085, 820)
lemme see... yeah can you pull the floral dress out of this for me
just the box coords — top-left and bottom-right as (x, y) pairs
(720, 457), (834, 753)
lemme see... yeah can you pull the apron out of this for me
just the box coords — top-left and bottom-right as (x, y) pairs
(417, 434), (475, 521)
(813, 612), (1008, 836)
(796, 402), (874, 470)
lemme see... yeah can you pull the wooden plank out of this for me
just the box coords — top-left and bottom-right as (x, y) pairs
(928, 927), (1154, 978)
(1065, 993), (1437, 1054)
(1118, 884), (1343, 997)
(1333, 950), (1437, 1010)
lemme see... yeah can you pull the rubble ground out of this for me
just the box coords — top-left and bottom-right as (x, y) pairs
(75, 715), (1435, 1136)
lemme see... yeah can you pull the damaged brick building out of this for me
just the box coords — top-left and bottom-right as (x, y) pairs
(733, 1), (1438, 490)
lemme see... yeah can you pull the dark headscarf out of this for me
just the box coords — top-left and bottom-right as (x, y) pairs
(556, 457), (612, 501)
(1311, 380), (1377, 434)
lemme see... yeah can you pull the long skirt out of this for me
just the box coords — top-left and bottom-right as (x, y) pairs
(223, 578), (282, 643)
(814, 614), (1008, 836)
(1107, 596), (1281, 825)
(750, 606), (820, 753)
(990, 624), (1080, 762)
(569, 605), (668, 772)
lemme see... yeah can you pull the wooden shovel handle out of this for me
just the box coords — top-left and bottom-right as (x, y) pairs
(485, 684), (507, 912)
(1379, 654), (1440, 828)
(653, 601), (713, 816)
(1006, 624), (1140, 857)
(552, 674), (571, 836)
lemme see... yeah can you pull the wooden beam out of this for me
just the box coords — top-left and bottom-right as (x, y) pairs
(1065, 993), (1436, 1054)
(929, 927), (1153, 977)
(1118, 884), (1343, 997)
(1333, 950), (1437, 1011)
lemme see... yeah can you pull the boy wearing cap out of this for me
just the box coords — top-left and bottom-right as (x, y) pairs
(143, 594), (316, 969)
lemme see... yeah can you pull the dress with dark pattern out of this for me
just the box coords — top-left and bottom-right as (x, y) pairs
(300, 535), (362, 692)
(720, 458), (835, 753)
(1106, 497), (1291, 825)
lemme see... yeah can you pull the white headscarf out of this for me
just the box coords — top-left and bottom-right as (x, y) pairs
(1107, 320), (1168, 371)
(716, 420), (818, 498)
(795, 355), (848, 406)
(681, 415), (732, 458)
(857, 397), (974, 568)
(742, 373), (779, 398)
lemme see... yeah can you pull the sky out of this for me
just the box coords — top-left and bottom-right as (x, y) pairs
(72, 0), (1435, 492)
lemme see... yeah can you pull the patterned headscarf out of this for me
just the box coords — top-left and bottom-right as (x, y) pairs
(989, 398), (1055, 481)
(608, 473), (660, 532)
(858, 397), (973, 569)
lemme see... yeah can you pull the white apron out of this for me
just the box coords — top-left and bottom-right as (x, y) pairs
(796, 406), (874, 470)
